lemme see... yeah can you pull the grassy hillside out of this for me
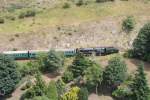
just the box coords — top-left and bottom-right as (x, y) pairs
(0, 0), (149, 51)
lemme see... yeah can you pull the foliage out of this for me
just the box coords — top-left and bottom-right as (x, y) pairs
(78, 87), (88, 100)
(96, 0), (115, 3)
(133, 22), (150, 62)
(19, 9), (36, 19)
(0, 17), (4, 24)
(131, 63), (150, 100)
(62, 71), (74, 83)
(19, 61), (39, 77)
(76, 0), (84, 6)
(69, 53), (91, 78)
(21, 80), (33, 90)
(43, 50), (64, 72)
(61, 87), (80, 100)
(103, 56), (127, 89)
(21, 72), (47, 99)
(56, 79), (66, 99)
(46, 81), (58, 100)
(83, 61), (103, 92)
(63, 3), (70, 9)
(0, 54), (20, 96)
(32, 95), (49, 100)
(123, 49), (135, 58)
(122, 16), (135, 32)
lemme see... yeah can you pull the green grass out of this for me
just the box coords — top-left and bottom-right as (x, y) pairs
(0, 0), (149, 33)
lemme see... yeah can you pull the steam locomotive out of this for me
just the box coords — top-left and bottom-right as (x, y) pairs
(2, 47), (119, 60)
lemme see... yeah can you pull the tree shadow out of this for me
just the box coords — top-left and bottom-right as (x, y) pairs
(129, 58), (150, 71)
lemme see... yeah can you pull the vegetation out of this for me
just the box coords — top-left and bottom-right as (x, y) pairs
(69, 53), (91, 78)
(122, 16), (135, 32)
(78, 87), (88, 100)
(131, 63), (150, 100)
(46, 81), (58, 100)
(133, 23), (150, 62)
(61, 87), (80, 100)
(43, 50), (64, 73)
(83, 61), (103, 93)
(0, 17), (4, 24)
(103, 56), (127, 90)
(62, 71), (74, 83)
(56, 79), (66, 99)
(19, 9), (36, 19)
(0, 54), (20, 96)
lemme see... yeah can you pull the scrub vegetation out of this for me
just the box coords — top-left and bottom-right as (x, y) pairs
(0, 0), (150, 100)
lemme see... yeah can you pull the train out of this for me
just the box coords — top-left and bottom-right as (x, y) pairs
(2, 47), (119, 60)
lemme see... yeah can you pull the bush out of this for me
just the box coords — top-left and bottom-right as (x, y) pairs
(122, 16), (135, 32)
(96, 0), (115, 3)
(78, 87), (88, 100)
(62, 71), (74, 83)
(56, 79), (66, 99)
(63, 3), (70, 9)
(133, 22), (150, 62)
(103, 56), (127, 90)
(76, 0), (84, 6)
(61, 87), (80, 100)
(19, 9), (36, 19)
(21, 73), (47, 100)
(19, 61), (39, 77)
(46, 81), (58, 100)
(0, 54), (20, 96)
(21, 80), (33, 90)
(0, 17), (4, 24)
(32, 95), (49, 100)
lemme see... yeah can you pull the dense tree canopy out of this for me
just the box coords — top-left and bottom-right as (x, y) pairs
(133, 23), (150, 62)
(43, 50), (64, 72)
(0, 54), (20, 96)
(103, 56), (127, 89)
(69, 53), (92, 78)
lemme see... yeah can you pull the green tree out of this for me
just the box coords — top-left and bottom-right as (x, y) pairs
(46, 81), (58, 100)
(78, 87), (88, 100)
(83, 61), (103, 94)
(131, 63), (150, 100)
(103, 56), (127, 89)
(44, 50), (64, 72)
(133, 23), (150, 62)
(69, 53), (91, 78)
(0, 54), (20, 96)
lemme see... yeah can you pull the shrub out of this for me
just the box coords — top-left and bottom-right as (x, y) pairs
(46, 81), (58, 100)
(78, 87), (88, 100)
(32, 95), (49, 100)
(63, 3), (70, 9)
(133, 22), (150, 62)
(56, 79), (66, 99)
(19, 61), (39, 77)
(96, 0), (115, 3)
(62, 71), (74, 83)
(43, 50), (64, 73)
(122, 16), (135, 32)
(0, 17), (4, 24)
(76, 0), (84, 6)
(103, 56), (127, 90)
(0, 54), (20, 96)
(19, 9), (36, 19)
(61, 87), (80, 100)
(21, 80), (33, 90)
